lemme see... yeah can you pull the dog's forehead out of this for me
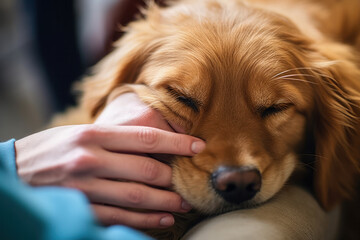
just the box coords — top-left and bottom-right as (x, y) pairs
(164, 19), (292, 80)
(141, 1), (310, 110)
(156, 33), (290, 102)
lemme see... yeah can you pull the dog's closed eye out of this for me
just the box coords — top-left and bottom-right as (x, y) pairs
(166, 86), (200, 113)
(259, 103), (293, 118)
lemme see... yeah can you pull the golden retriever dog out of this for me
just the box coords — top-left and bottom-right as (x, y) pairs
(58, 0), (360, 238)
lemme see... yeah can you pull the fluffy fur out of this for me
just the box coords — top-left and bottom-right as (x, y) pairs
(59, 0), (360, 238)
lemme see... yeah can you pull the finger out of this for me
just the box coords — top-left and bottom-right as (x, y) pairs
(94, 125), (205, 155)
(75, 178), (191, 213)
(95, 151), (173, 187)
(92, 204), (175, 229)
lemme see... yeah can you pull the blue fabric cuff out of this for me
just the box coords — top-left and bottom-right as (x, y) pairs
(0, 139), (17, 177)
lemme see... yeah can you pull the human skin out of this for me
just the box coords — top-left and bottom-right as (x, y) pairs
(15, 93), (205, 229)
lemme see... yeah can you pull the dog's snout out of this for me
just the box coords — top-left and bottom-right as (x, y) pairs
(211, 166), (261, 204)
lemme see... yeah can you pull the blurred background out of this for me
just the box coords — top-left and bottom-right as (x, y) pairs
(0, 0), (147, 140)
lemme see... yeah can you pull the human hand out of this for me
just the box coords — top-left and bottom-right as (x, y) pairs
(15, 124), (205, 229)
(95, 92), (185, 133)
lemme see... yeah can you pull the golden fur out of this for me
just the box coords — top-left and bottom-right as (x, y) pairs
(58, 0), (360, 238)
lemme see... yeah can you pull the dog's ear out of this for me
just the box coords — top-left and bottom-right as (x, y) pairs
(79, 3), (165, 117)
(310, 43), (360, 210)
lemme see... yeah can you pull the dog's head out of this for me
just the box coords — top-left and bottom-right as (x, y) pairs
(82, 1), (360, 213)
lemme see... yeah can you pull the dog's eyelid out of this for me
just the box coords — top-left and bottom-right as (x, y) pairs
(166, 85), (191, 98)
(258, 102), (293, 118)
(165, 85), (202, 112)
(273, 98), (291, 105)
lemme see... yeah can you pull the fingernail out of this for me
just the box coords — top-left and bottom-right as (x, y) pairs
(191, 141), (206, 154)
(160, 216), (175, 227)
(181, 200), (192, 211)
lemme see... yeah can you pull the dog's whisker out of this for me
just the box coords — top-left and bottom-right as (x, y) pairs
(275, 73), (317, 79)
(298, 162), (316, 171)
(271, 67), (318, 79)
(274, 77), (318, 85)
(311, 72), (360, 108)
(299, 68), (340, 84)
(299, 153), (320, 158)
(296, 160), (316, 171)
(299, 153), (327, 161)
(271, 69), (296, 79)
(271, 68), (305, 79)
(279, 71), (360, 109)
(271, 67), (341, 83)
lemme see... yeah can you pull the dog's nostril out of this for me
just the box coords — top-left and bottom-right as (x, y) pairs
(225, 183), (236, 192)
(211, 166), (261, 204)
(246, 183), (258, 192)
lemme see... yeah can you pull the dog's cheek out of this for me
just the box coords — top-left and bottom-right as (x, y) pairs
(171, 157), (223, 213)
(257, 153), (298, 202)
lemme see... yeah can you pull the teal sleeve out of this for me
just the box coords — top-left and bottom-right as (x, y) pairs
(0, 140), (153, 240)
(0, 139), (17, 177)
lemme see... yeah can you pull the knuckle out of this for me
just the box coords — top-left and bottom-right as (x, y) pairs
(126, 188), (144, 205)
(140, 107), (158, 122)
(62, 179), (85, 193)
(141, 159), (160, 182)
(69, 149), (99, 174)
(140, 215), (156, 228)
(61, 179), (75, 188)
(137, 128), (159, 150)
(163, 195), (182, 211)
(108, 213), (124, 225)
(143, 108), (160, 122)
(131, 107), (158, 126)
(73, 125), (101, 144)
(171, 135), (184, 153)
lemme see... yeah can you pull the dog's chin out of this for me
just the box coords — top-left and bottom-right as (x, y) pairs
(210, 199), (265, 215)
(180, 190), (266, 215)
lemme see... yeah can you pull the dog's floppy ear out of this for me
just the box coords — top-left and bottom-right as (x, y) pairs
(310, 43), (360, 210)
(79, 3), (165, 118)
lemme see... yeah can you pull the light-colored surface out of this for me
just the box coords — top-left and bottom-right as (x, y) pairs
(182, 186), (340, 240)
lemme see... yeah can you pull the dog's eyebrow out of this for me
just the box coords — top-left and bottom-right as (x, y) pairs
(166, 86), (201, 113)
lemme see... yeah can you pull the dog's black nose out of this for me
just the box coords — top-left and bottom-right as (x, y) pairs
(211, 166), (261, 204)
